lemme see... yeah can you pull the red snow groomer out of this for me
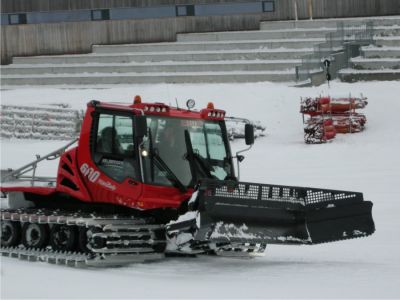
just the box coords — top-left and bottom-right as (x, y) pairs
(301, 95), (368, 144)
(0, 97), (375, 267)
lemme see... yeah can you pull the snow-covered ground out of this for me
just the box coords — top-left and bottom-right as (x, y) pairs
(1, 80), (400, 299)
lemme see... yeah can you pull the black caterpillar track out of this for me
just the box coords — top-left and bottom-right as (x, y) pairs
(213, 243), (267, 257)
(0, 208), (166, 267)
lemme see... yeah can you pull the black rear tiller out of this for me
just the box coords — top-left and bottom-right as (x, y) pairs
(192, 179), (375, 245)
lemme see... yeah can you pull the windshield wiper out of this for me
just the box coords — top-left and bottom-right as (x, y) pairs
(184, 130), (215, 181)
(152, 151), (187, 193)
(193, 153), (214, 178)
(148, 128), (186, 193)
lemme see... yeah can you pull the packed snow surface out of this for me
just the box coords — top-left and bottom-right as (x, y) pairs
(1, 81), (400, 299)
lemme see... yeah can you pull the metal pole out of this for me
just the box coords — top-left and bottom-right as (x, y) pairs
(293, 0), (298, 21)
(307, 0), (313, 20)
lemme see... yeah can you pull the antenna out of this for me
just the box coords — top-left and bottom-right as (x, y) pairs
(175, 98), (180, 110)
(166, 83), (172, 107)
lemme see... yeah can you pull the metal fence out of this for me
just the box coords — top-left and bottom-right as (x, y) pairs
(0, 104), (82, 140)
(295, 21), (374, 83)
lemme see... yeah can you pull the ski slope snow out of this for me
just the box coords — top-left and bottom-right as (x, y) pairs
(1, 81), (399, 299)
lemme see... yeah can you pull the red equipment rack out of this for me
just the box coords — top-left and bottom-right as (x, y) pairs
(300, 95), (368, 144)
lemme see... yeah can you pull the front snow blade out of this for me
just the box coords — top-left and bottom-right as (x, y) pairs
(194, 179), (375, 245)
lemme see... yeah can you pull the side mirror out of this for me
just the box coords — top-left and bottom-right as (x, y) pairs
(245, 124), (255, 145)
(135, 115), (147, 137)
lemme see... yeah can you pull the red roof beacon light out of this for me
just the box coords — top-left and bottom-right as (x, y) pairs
(134, 95), (142, 104)
(201, 102), (226, 120)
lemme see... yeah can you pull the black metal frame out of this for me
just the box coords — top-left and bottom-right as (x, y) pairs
(194, 179), (374, 245)
(198, 179), (364, 209)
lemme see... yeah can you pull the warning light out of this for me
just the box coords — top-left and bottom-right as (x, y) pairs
(134, 95), (142, 104)
(142, 104), (169, 114)
(200, 102), (226, 120)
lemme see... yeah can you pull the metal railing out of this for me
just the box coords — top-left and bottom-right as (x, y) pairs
(1, 139), (77, 186)
(296, 21), (374, 83)
(0, 104), (82, 140)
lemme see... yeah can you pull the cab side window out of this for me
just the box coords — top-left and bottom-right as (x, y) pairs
(94, 114), (136, 182)
(97, 114), (134, 155)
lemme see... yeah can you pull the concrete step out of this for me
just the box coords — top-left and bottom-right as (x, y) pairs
(362, 46), (400, 58)
(260, 16), (400, 30)
(177, 29), (333, 42)
(4, 16), (398, 86)
(11, 49), (313, 65)
(177, 29), (335, 41)
(339, 68), (400, 82)
(350, 57), (400, 70)
(93, 38), (325, 54)
(177, 26), (399, 42)
(0, 71), (296, 86)
(1, 60), (300, 76)
(374, 37), (400, 47)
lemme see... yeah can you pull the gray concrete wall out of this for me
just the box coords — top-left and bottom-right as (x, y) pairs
(1, 0), (261, 13)
(2, 0), (399, 15)
(312, 0), (399, 18)
(1, 14), (265, 64)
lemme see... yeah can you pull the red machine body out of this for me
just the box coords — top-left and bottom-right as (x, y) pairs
(1, 100), (226, 212)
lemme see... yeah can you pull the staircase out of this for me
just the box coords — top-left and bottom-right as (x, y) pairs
(339, 35), (400, 81)
(1, 16), (399, 86)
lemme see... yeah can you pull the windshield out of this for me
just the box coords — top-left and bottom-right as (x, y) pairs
(142, 116), (233, 187)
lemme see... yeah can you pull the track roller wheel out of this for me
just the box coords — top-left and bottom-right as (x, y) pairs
(152, 228), (167, 253)
(78, 227), (91, 253)
(22, 223), (50, 249)
(1, 221), (21, 247)
(50, 225), (78, 251)
(87, 227), (106, 250)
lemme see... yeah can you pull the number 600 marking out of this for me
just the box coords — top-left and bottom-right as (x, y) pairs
(80, 163), (100, 183)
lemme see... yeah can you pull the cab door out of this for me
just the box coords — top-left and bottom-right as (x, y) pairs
(83, 111), (142, 208)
